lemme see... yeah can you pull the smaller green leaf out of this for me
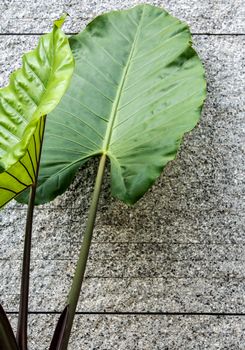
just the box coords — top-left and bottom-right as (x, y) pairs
(49, 306), (68, 350)
(0, 16), (74, 209)
(0, 304), (19, 350)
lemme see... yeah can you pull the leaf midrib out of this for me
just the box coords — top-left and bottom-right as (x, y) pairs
(102, 6), (145, 154)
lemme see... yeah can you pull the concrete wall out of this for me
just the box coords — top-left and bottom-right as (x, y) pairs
(0, 0), (244, 349)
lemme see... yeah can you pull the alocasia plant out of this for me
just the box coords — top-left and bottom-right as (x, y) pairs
(1, 4), (206, 349)
(0, 16), (74, 350)
(18, 4), (205, 349)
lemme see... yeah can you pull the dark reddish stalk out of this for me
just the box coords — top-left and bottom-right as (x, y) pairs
(16, 117), (46, 350)
(16, 183), (36, 350)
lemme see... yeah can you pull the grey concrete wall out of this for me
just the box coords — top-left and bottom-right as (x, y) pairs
(0, 1), (244, 349)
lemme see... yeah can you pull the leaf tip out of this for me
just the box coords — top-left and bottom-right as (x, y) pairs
(54, 13), (69, 29)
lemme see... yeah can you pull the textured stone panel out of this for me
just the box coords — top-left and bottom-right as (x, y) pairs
(7, 314), (245, 350)
(0, 35), (244, 318)
(0, 1), (244, 348)
(0, 0), (244, 34)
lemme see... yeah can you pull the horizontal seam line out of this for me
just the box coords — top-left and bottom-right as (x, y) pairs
(5, 311), (245, 316)
(2, 276), (245, 281)
(0, 33), (244, 36)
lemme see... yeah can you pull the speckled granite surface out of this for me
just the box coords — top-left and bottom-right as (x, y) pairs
(7, 314), (245, 350)
(0, 0), (244, 34)
(0, 0), (245, 349)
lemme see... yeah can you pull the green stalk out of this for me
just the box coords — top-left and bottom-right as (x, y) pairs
(61, 153), (107, 350)
(16, 117), (46, 350)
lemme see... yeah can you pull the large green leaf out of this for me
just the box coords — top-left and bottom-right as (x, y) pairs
(34, 4), (206, 205)
(0, 16), (74, 209)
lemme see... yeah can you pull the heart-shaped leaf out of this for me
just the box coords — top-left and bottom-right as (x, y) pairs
(0, 16), (74, 209)
(0, 304), (19, 350)
(32, 4), (206, 205)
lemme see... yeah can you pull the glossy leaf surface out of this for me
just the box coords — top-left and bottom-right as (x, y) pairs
(36, 4), (206, 205)
(0, 17), (74, 208)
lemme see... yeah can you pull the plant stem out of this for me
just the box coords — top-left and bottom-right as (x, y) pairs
(16, 183), (36, 350)
(16, 117), (46, 350)
(61, 153), (107, 350)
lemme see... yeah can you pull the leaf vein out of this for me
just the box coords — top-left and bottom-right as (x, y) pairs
(132, 28), (188, 64)
(54, 107), (105, 140)
(64, 93), (108, 123)
(118, 75), (192, 114)
(50, 120), (101, 149)
(46, 133), (96, 152)
(73, 73), (114, 103)
(85, 32), (124, 68)
(84, 59), (118, 87)
(24, 58), (47, 91)
(112, 90), (202, 146)
(107, 17), (131, 43)
(0, 95), (28, 125)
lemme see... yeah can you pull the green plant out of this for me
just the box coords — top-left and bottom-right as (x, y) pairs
(0, 16), (74, 350)
(1, 4), (206, 349)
